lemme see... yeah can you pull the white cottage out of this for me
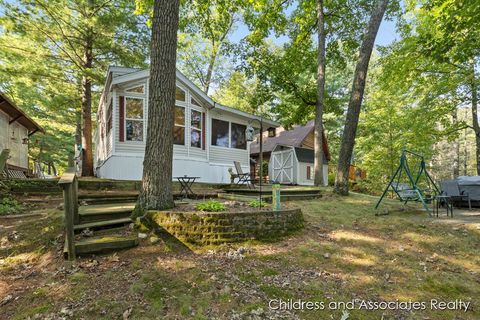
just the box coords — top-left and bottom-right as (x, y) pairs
(0, 92), (44, 176)
(94, 66), (279, 183)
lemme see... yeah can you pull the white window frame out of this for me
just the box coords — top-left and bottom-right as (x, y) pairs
(175, 85), (187, 104)
(124, 96), (145, 142)
(125, 84), (145, 94)
(190, 108), (203, 149)
(230, 122), (247, 150)
(174, 104), (186, 146)
(211, 118), (231, 149)
(191, 96), (202, 107)
(106, 98), (113, 136)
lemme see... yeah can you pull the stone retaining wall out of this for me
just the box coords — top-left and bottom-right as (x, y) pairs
(146, 208), (304, 245)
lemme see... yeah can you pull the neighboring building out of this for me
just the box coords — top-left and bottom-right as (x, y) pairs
(250, 120), (330, 186)
(0, 92), (44, 176)
(94, 66), (279, 183)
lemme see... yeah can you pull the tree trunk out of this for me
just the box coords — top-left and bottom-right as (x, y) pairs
(81, 0), (94, 176)
(471, 65), (480, 175)
(138, 0), (180, 210)
(452, 109), (460, 178)
(314, 0), (326, 187)
(75, 109), (82, 170)
(204, 43), (218, 94)
(334, 0), (389, 195)
(75, 110), (82, 153)
(81, 33), (94, 176)
(203, 18), (233, 94)
(463, 107), (468, 175)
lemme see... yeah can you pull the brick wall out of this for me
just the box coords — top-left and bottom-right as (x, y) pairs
(147, 208), (304, 245)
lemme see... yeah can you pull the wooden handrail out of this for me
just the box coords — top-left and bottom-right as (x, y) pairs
(58, 167), (76, 184)
(58, 166), (79, 261)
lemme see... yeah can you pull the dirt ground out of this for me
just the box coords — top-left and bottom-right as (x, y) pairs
(1, 191), (479, 320)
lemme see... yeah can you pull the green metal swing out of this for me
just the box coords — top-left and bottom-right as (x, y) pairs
(375, 150), (439, 215)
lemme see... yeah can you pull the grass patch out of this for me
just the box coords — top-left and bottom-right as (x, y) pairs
(2, 188), (479, 319)
(0, 195), (22, 215)
(12, 303), (52, 320)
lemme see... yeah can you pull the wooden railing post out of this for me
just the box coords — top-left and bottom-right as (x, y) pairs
(59, 167), (77, 261)
(63, 182), (76, 261)
(73, 176), (79, 224)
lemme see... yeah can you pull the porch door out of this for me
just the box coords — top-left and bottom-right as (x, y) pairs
(271, 149), (294, 184)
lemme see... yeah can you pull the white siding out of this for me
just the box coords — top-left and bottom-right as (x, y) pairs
(113, 79), (209, 161)
(0, 110), (29, 169)
(94, 92), (113, 169)
(97, 154), (246, 183)
(208, 109), (250, 166)
(96, 75), (254, 183)
(115, 79), (148, 154)
(297, 162), (328, 186)
(0, 110), (9, 155)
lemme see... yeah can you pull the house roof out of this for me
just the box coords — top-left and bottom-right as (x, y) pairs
(293, 147), (328, 164)
(106, 66), (280, 128)
(295, 147), (315, 163)
(0, 92), (44, 134)
(250, 120), (330, 160)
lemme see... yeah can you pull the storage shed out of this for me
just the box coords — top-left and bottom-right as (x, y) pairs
(269, 144), (328, 186)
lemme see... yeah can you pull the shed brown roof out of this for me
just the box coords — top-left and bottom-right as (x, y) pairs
(250, 120), (330, 161)
(0, 92), (44, 134)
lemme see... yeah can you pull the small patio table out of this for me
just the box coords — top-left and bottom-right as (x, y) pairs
(175, 176), (200, 199)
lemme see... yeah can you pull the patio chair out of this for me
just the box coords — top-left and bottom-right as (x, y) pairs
(440, 180), (472, 210)
(233, 161), (255, 189)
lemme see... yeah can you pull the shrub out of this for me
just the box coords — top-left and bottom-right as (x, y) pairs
(258, 161), (269, 179)
(351, 178), (383, 195)
(249, 199), (267, 208)
(0, 196), (21, 215)
(195, 200), (226, 212)
(328, 172), (336, 186)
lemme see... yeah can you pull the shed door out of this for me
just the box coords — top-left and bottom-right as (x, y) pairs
(271, 149), (294, 184)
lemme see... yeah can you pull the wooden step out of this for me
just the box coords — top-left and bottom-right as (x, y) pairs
(79, 203), (135, 223)
(80, 196), (138, 205)
(278, 193), (321, 201)
(74, 217), (132, 232)
(78, 192), (138, 199)
(64, 236), (139, 256)
(217, 193), (268, 202)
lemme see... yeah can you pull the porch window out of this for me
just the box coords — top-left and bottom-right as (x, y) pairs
(190, 110), (202, 148)
(174, 106), (185, 145)
(191, 97), (201, 107)
(231, 123), (247, 150)
(211, 119), (229, 147)
(106, 99), (112, 135)
(176, 86), (186, 102)
(126, 85), (144, 94)
(125, 97), (143, 141)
